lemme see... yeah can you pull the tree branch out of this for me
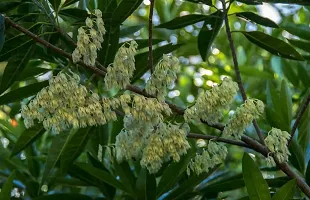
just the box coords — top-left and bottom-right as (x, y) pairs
(148, 0), (155, 73)
(187, 133), (250, 148)
(220, 1), (265, 146)
(288, 94), (310, 146)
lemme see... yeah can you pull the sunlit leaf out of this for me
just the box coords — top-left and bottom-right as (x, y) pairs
(239, 31), (304, 61)
(236, 12), (278, 28)
(271, 179), (296, 200)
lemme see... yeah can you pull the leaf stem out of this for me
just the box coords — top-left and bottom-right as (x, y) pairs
(148, 0), (155, 73)
(288, 94), (310, 146)
(220, 0), (265, 146)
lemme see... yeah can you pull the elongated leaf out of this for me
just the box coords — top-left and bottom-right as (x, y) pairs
(135, 168), (156, 200)
(58, 8), (88, 19)
(48, 0), (62, 11)
(0, 1), (21, 12)
(282, 22), (310, 41)
(42, 133), (71, 184)
(289, 140), (305, 174)
(114, 162), (136, 195)
(287, 39), (310, 53)
(167, 167), (218, 200)
(112, 0), (143, 25)
(156, 14), (209, 30)
(132, 43), (182, 83)
(33, 194), (92, 200)
(280, 80), (292, 130)
(0, 81), (49, 105)
(239, 31), (304, 61)
(11, 126), (45, 157)
(242, 153), (271, 200)
(198, 11), (223, 61)
(0, 171), (15, 200)
(60, 127), (92, 173)
(297, 102), (310, 152)
(0, 45), (35, 94)
(184, 0), (212, 5)
(306, 160), (310, 185)
(120, 24), (145, 37)
(77, 163), (134, 196)
(236, 12), (278, 28)
(156, 144), (196, 197)
(0, 14), (4, 53)
(237, 0), (310, 5)
(62, 0), (80, 7)
(271, 179), (296, 200)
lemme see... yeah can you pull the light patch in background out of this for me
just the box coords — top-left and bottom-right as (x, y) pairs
(206, 80), (214, 87)
(199, 68), (213, 76)
(1, 137), (9, 148)
(194, 77), (204, 87)
(257, 4), (281, 24)
(143, 0), (150, 6)
(197, 139), (207, 147)
(187, 94), (195, 103)
(189, 55), (202, 64)
(212, 47), (220, 55)
(180, 11), (190, 16)
(168, 90), (180, 98)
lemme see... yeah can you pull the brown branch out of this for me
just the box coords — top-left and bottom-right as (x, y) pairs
(220, 1), (265, 146)
(148, 0), (155, 73)
(6, 16), (310, 198)
(188, 133), (250, 148)
(288, 94), (310, 146)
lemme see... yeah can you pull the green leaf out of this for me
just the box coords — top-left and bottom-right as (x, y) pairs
(185, 0), (212, 5)
(33, 193), (93, 200)
(236, 12), (278, 28)
(0, 1), (21, 12)
(156, 145), (196, 197)
(239, 31), (304, 61)
(198, 11), (223, 61)
(76, 163), (134, 196)
(48, 0), (62, 11)
(280, 80), (292, 130)
(58, 8), (88, 19)
(135, 168), (156, 200)
(289, 140), (305, 174)
(62, 0), (80, 7)
(60, 127), (92, 173)
(297, 64), (310, 88)
(0, 45), (35, 94)
(11, 126), (45, 157)
(242, 153), (271, 200)
(282, 22), (310, 41)
(156, 14), (209, 30)
(0, 81), (49, 105)
(166, 167), (218, 200)
(120, 24), (145, 37)
(114, 162), (136, 196)
(132, 43), (182, 83)
(287, 39), (310, 53)
(41, 132), (71, 184)
(297, 99), (310, 152)
(111, 0), (143, 25)
(271, 179), (296, 200)
(237, 0), (310, 5)
(306, 160), (310, 185)
(282, 62), (299, 87)
(0, 170), (16, 200)
(239, 66), (274, 79)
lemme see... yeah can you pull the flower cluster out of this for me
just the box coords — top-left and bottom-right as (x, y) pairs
(21, 72), (115, 134)
(222, 99), (264, 138)
(265, 127), (291, 166)
(145, 54), (180, 101)
(72, 9), (106, 66)
(140, 122), (190, 173)
(113, 93), (190, 173)
(187, 140), (227, 176)
(184, 78), (239, 124)
(104, 41), (138, 90)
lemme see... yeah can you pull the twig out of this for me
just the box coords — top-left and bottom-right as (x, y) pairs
(187, 133), (249, 148)
(220, 0), (265, 146)
(288, 94), (310, 146)
(148, 0), (155, 73)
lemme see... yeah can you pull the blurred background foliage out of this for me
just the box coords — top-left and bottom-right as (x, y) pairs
(0, 0), (310, 199)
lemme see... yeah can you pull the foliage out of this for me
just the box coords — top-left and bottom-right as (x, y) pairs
(0, 0), (309, 200)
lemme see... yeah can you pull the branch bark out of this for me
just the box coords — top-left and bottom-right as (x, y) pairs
(148, 0), (155, 73)
(220, 0), (265, 146)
